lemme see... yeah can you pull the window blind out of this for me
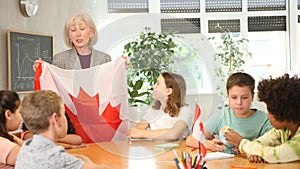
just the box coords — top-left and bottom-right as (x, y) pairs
(208, 19), (240, 33)
(161, 18), (201, 34)
(160, 0), (200, 13)
(205, 0), (242, 12)
(108, 0), (148, 13)
(247, 0), (286, 11)
(248, 16), (286, 31)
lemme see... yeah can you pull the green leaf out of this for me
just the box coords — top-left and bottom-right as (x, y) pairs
(124, 29), (180, 106)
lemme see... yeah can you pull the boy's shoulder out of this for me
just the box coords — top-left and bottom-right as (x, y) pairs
(17, 135), (62, 158)
(16, 135), (84, 169)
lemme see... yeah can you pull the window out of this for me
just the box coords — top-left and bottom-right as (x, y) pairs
(206, 0), (242, 12)
(161, 0), (200, 13)
(105, 0), (299, 94)
(247, 31), (286, 82)
(248, 0), (286, 11)
(161, 18), (201, 33)
(108, 0), (148, 13)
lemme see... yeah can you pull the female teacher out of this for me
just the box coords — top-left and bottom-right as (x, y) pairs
(33, 13), (112, 70)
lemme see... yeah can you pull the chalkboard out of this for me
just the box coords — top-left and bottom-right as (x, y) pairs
(7, 30), (53, 93)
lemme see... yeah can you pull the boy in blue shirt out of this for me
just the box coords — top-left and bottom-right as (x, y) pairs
(186, 72), (273, 153)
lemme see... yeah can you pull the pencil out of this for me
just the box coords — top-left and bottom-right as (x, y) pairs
(174, 158), (181, 169)
(231, 165), (257, 169)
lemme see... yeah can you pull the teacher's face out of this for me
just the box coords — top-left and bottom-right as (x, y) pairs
(68, 21), (94, 48)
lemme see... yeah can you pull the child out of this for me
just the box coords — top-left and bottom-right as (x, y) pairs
(186, 72), (273, 153)
(225, 74), (300, 163)
(0, 90), (23, 168)
(20, 112), (83, 149)
(15, 90), (110, 169)
(127, 72), (193, 140)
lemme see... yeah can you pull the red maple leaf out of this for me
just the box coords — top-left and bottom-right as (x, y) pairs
(67, 87), (123, 143)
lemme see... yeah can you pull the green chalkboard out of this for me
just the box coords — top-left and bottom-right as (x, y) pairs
(7, 30), (53, 93)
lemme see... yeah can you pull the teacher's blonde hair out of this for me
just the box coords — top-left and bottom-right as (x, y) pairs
(63, 13), (98, 48)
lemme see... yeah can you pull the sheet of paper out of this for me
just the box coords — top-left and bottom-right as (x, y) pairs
(204, 152), (234, 161)
(154, 143), (179, 150)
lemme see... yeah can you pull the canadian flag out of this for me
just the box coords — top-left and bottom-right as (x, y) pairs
(192, 103), (207, 157)
(34, 58), (129, 143)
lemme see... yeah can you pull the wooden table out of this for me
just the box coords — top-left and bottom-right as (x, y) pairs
(68, 140), (300, 169)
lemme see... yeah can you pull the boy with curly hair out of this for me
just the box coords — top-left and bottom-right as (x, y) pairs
(225, 74), (300, 163)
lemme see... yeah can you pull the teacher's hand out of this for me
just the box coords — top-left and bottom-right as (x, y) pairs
(32, 58), (44, 72)
(121, 56), (130, 69)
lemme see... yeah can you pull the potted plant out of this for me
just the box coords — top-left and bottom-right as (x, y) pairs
(208, 28), (252, 105)
(123, 28), (180, 106)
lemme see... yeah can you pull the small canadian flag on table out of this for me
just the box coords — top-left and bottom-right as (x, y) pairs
(192, 102), (207, 157)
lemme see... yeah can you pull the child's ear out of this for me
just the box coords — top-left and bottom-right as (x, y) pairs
(50, 113), (60, 126)
(166, 88), (173, 96)
(5, 110), (13, 120)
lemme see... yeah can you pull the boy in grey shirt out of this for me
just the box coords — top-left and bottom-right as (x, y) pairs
(15, 90), (110, 169)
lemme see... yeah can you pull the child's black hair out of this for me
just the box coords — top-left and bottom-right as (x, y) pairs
(257, 74), (300, 125)
(0, 90), (20, 142)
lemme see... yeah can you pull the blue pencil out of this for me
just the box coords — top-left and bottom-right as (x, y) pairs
(174, 158), (181, 169)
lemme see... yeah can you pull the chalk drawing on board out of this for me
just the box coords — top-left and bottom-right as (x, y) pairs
(8, 30), (53, 93)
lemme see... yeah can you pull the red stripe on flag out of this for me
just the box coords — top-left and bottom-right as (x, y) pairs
(199, 121), (204, 132)
(34, 63), (42, 90)
(192, 103), (201, 130)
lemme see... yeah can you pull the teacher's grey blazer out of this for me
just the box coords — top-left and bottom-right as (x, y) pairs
(52, 48), (111, 69)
